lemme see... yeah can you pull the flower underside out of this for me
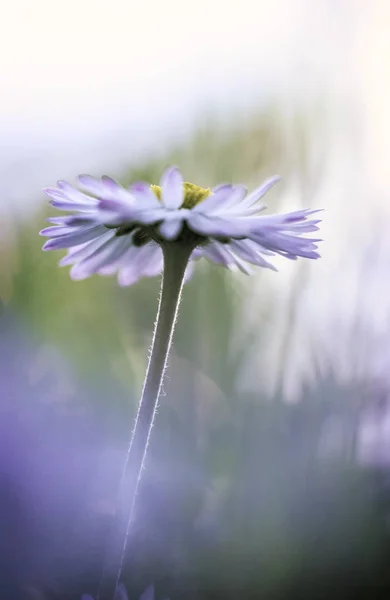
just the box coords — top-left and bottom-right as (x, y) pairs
(113, 182), (226, 248)
(113, 221), (211, 248)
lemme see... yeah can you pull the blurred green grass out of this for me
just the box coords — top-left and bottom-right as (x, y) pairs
(1, 104), (326, 396)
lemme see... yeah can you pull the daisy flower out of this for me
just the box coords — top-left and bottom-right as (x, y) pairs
(40, 166), (321, 285)
(40, 166), (322, 600)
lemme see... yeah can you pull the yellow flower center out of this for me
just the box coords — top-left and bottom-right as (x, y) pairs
(151, 182), (211, 209)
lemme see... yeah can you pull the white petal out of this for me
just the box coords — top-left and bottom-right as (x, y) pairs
(161, 166), (184, 209)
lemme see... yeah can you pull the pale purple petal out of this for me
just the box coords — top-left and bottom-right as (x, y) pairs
(40, 225), (77, 238)
(246, 209), (321, 230)
(42, 225), (108, 250)
(116, 246), (145, 285)
(59, 230), (116, 266)
(70, 235), (133, 280)
(138, 584), (155, 600)
(43, 185), (98, 211)
(201, 242), (234, 268)
(130, 181), (161, 208)
(44, 216), (96, 228)
(128, 208), (166, 225)
(46, 216), (71, 225)
(187, 213), (249, 237)
(239, 175), (281, 208)
(97, 200), (165, 226)
(101, 176), (136, 205)
(191, 185), (234, 214)
(249, 230), (321, 259)
(96, 239), (142, 275)
(48, 199), (98, 212)
(159, 218), (183, 240)
(141, 248), (164, 278)
(57, 180), (99, 205)
(161, 166), (184, 209)
(95, 199), (135, 224)
(217, 184), (247, 211)
(81, 583), (131, 600)
(118, 244), (162, 287)
(78, 174), (135, 204)
(114, 583), (129, 600)
(78, 174), (129, 200)
(203, 184), (247, 214)
(228, 239), (278, 270)
(43, 188), (68, 202)
(228, 203), (267, 217)
(57, 215), (97, 227)
(211, 183), (231, 193)
(211, 243), (253, 274)
(198, 242), (251, 273)
(283, 220), (321, 233)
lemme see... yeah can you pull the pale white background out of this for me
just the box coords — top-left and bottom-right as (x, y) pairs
(1, 0), (390, 397)
(1, 0), (380, 203)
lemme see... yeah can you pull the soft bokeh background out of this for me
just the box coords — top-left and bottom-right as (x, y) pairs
(2, 1), (390, 598)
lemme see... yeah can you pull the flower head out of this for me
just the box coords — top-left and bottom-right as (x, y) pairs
(40, 166), (322, 285)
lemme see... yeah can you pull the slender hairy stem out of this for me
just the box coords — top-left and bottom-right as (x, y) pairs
(98, 244), (192, 600)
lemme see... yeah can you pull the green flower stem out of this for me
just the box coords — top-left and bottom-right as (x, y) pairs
(98, 244), (192, 600)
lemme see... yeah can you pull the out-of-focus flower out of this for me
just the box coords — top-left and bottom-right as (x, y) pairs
(81, 583), (158, 600)
(40, 167), (322, 286)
